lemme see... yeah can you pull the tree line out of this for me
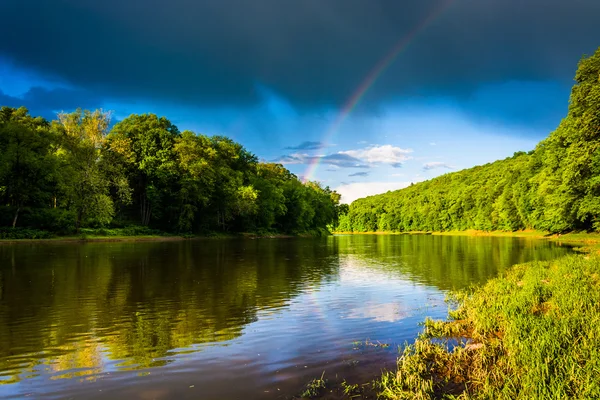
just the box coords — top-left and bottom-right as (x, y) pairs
(337, 47), (600, 234)
(0, 108), (341, 235)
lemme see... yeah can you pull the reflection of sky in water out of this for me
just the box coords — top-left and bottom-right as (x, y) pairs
(0, 253), (448, 399)
(345, 302), (412, 323)
(185, 254), (449, 376)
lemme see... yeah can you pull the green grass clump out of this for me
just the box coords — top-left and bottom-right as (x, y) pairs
(378, 254), (600, 399)
(341, 380), (360, 396)
(300, 371), (327, 398)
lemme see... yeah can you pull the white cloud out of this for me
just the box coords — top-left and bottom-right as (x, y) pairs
(423, 162), (455, 171)
(349, 171), (369, 177)
(275, 144), (412, 170)
(429, 142), (437, 146)
(273, 152), (370, 169)
(341, 144), (413, 165)
(335, 181), (416, 204)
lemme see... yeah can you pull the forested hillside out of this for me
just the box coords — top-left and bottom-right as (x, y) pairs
(0, 109), (341, 236)
(337, 47), (600, 234)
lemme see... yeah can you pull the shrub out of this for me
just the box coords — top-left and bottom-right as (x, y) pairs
(0, 227), (53, 239)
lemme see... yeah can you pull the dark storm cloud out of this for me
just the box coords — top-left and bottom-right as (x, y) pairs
(0, 92), (20, 111)
(285, 141), (324, 151)
(460, 81), (572, 130)
(1, 0), (599, 110)
(349, 172), (370, 177)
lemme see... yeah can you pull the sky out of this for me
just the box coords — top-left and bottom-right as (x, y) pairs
(1, 0), (599, 203)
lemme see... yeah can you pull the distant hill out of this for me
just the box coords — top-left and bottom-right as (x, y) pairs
(337, 47), (600, 234)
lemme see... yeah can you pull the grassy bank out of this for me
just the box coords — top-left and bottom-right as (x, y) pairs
(334, 230), (600, 250)
(334, 229), (557, 238)
(0, 226), (331, 244)
(375, 251), (600, 399)
(315, 231), (600, 399)
(332, 229), (551, 238)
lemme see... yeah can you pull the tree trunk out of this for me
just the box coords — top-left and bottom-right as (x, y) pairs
(12, 206), (20, 228)
(76, 208), (83, 233)
(144, 204), (151, 226)
(140, 192), (152, 226)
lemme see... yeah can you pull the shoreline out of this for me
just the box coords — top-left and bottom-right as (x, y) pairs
(3, 229), (599, 248)
(307, 231), (600, 398)
(333, 229), (554, 238)
(334, 229), (600, 249)
(379, 235), (600, 399)
(373, 250), (600, 399)
(0, 232), (311, 245)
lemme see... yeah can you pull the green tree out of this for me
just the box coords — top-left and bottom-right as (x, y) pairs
(173, 131), (215, 232)
(251, 163), (289, 231)
(55, 109), (114, 232)
(0, 107), (56, 227)
(107, 114), (180, 226)
(207, 136), (257, 231)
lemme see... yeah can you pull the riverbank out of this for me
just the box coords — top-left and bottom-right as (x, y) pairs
(299, 231), (600, 399)
(374, 252), (600, 399)
(334, 230), (600, 251)
(0, 230), (326, 244)
(333, 229), (553, 238)
(372, 234), (600, 399)
(334, 229), (558, 238)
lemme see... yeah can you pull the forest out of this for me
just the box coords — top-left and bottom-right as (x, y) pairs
(0, 108), (341, 237)
(337, 47), (600, 234)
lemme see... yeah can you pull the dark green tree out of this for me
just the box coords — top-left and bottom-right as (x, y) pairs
(107, 114), (180, 226)
(0, 107), (56, 227)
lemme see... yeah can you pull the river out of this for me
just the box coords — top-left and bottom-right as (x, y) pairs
(0, 234), (571, 399)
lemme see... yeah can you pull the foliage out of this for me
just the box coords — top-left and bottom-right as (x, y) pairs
(107, 113), (180, 226)
(54, 109), (114, 232)
(0, 107), (57, 228)
(377, 254), (600, 399)
(0, 227), (53, 239)
(78, 226), (166, 237)
(338, 47), (600, 234)
(0, 108), (340, 235)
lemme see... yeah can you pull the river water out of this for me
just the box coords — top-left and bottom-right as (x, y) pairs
(0, 234), (571, 399)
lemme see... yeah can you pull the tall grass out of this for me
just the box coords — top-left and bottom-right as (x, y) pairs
(378, 254), (600, 399)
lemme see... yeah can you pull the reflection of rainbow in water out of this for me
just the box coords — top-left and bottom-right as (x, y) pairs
(302, 0), (456, 182)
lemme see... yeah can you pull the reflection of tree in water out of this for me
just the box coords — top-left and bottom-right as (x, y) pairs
(0, 239), (339, 383)
(0, 236), (569, 384)
(334, 235), (572, 290)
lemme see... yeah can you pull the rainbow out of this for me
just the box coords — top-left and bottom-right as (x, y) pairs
(302, 0), (455, 182)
